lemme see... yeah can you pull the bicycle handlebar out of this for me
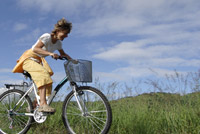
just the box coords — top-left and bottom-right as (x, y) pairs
(58, 57), (79, 64)
(58, 56), (68, 60)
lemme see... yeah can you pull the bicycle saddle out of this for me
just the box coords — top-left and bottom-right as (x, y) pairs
(23, 71), (32, 79)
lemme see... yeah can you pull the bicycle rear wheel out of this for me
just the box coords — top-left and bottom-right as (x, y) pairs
(0, 89), (33, 134)
(62, 86), (112, 134)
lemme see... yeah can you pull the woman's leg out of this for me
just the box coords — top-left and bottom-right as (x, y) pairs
(35, 84), (56, 112)
(38, 85), (47, 106)
(23, 59), (55, 112)
(38, 85), (55, 112)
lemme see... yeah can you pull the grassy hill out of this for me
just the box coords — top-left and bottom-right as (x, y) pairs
(28, 92), (200, 134)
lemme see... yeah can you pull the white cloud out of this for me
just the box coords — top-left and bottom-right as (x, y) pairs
(0, 69), (26, 88)
(0, 87), (8, 95)
(0, 68), (12, 73)
(92, 38), (200, 81)
(17, 0), (200, 37)
(0, 77), (24, 89)
(93, 40), (200, 66)
(17, 0), (82, 15)
(51, 72), (66, 83)
(75, 0), (200, 36)
(14, 28), (42, 46)
(94, 66), (183, 83)
(14, 23), (27, 32)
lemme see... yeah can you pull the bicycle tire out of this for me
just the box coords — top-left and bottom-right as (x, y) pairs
(62, 86), (112, 134)
(0, 89), (33, 134)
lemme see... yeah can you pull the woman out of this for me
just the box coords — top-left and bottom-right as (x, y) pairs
(12, 18), (73, 113)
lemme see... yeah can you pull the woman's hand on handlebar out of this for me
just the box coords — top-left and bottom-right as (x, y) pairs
(58, 56), (78, 64)
(50, 53), (60, 60)
(61, 56), (78, 64)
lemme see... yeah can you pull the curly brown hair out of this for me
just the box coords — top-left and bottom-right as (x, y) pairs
(51, 18), (72, 37)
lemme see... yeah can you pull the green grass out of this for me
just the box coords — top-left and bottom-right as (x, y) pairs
(27, 92), (200, 134)
(110, 92), (200, 134)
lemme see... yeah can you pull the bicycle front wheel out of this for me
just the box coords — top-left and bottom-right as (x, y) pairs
(0, 89), (33, 134)
(62, 86), (112, 134)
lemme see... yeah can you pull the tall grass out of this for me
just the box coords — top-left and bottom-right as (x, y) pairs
(28, 92), (200, 134)
(27, 70), (200, 134)
(110, 92), (200, 134)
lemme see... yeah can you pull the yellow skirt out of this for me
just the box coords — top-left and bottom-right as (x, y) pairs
(23, 59), (53, 96)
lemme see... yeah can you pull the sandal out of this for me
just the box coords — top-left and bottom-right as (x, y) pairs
(38, 105), (56, 113)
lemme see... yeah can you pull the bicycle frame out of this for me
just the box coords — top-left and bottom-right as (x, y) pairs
(47, 76), (69, 105)
(11, 59), (91, 118)
(12, 75), (86, 117)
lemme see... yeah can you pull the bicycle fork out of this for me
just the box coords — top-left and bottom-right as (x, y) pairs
(71, 85), (88, 116)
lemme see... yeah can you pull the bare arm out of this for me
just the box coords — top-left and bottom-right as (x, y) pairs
(32, 40), (59, 59)
(58, 49), (72, 60)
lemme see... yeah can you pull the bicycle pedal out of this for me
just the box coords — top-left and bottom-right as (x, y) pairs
(42, 112), (55, 115)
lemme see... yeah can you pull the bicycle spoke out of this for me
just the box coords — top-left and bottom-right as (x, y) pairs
(89, 114), (106, 123)
(89, 102), (105, 111)
(13, 117), (27, 129)
(0, 113), (8, 117)
(66, 112), (82, 116)
(1, 101), (10, 111)
(0, 117), (10, 129)
(15, 115), (29, 125)
(89, 110), (107, 113)
(89, 118), (102, 132)
(68, 103), (80, 111)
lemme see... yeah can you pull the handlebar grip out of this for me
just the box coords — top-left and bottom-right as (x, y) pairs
(58, 56), (68, 60)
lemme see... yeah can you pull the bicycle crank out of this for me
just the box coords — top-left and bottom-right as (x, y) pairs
(33, 109), (47, 123)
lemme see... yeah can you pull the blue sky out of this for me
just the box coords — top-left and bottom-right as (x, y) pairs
(0, 0), (200, 92)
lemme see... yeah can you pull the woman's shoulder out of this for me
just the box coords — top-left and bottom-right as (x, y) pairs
(40, 33), (51, 38)
(38, 33), (51, 45)
(39, 33), (51, 41)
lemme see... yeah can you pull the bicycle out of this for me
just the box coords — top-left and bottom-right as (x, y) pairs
(0, 58), (112, 134)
